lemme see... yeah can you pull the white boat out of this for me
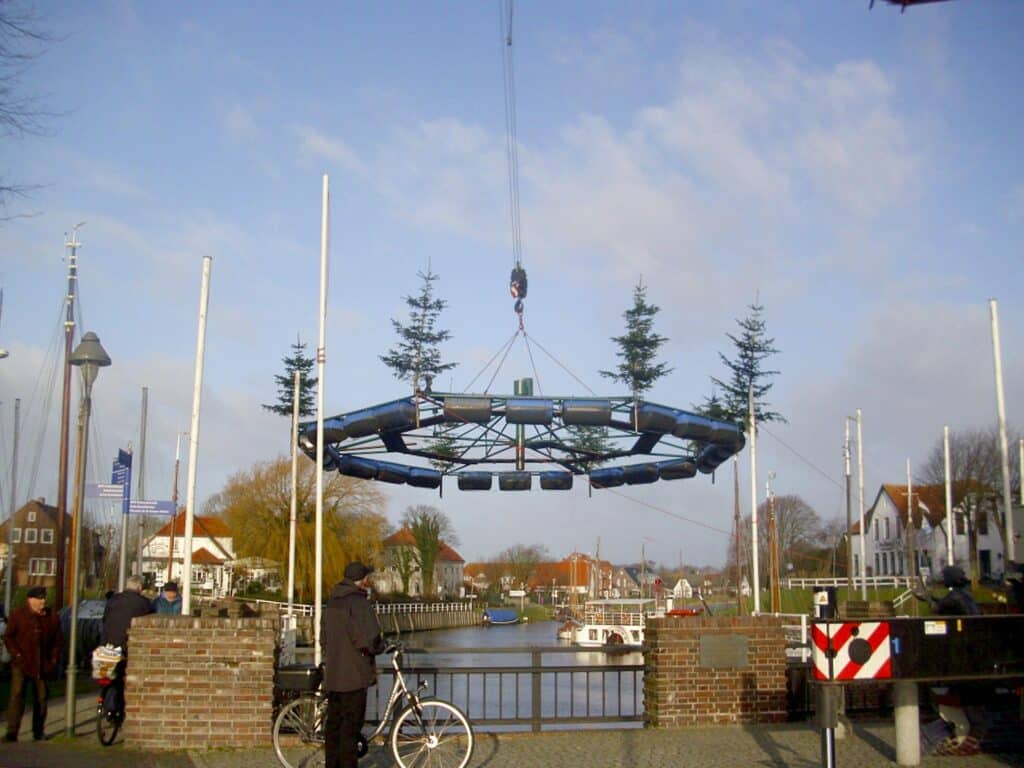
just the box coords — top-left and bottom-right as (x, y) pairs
(571, 598), (659, 647)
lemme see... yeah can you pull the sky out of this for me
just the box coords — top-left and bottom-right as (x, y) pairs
(1, 0), (1023, 573)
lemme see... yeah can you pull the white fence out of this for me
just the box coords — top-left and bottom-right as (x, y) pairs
(784, 576), (915, 590)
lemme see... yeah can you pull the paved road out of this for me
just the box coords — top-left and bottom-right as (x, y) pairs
(2, 695), (1023, 768)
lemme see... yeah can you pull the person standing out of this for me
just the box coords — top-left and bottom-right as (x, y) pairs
(321, 562), (385, 768)
(3, 586), (63, 742)
(152, 582), (182, 615)
(101, 575), (154, 713)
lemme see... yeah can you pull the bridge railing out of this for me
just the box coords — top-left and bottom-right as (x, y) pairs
(252, 598), (478, 618)
(367, 644), (645, 732)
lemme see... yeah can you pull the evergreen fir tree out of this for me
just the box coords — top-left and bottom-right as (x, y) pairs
(263, 336), (318, 417)
(695, 388), (730, 421)
(599, 280), (673, 398)
(380, 268), (457, 391)
(711, 301), (783, 427)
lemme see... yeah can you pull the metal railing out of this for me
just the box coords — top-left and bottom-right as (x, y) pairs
(366, 645), (645, 732)
(252, 599), (477, 618)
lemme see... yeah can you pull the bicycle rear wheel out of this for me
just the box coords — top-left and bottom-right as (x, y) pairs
(390, 700), (474, 768)
(96, 708), (120, 746)
(272, 696), (325, 768)
(96, 686), (121, 746)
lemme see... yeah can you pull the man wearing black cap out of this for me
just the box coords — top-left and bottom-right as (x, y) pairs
(322, 561), (386, 768)
(3, 587), (63, 741)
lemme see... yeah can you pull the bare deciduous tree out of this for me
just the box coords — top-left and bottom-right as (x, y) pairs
(1, 4), (58, 216)
(494, 543), (548, 589)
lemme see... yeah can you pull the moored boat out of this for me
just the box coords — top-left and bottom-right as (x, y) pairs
(482, 608), (520, 625)
(571, 598), (659, 647)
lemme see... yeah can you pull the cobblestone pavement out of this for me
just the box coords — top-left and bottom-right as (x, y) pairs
(2, 717), (1024, 768)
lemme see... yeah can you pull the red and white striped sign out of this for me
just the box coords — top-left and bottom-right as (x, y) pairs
(812, 621), (892, 681)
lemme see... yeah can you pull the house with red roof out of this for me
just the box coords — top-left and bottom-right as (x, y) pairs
(375, 527), (465, 598)
(848, 483), (1006, 581)
(141, 511), (236, 596)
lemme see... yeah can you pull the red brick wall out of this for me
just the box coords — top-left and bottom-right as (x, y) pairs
(122, 615), (277, 750)
(644, 615), (789, 727)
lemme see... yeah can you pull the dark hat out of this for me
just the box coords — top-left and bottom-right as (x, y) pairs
(26, 586), (47, 599)
(344, 562), (374, 582)
(942, 565), (968, 588)
(163, 582), (179, 592)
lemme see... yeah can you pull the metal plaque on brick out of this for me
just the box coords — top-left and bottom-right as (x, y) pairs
(699, 635), (749, 668)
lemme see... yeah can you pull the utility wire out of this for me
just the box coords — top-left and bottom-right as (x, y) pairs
(759, 424), (844, 492)
(521, 331), (542, 395)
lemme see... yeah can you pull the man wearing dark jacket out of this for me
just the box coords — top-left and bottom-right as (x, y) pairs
(101, 575), (154, 714)
(3, 586), (63, 741)
(321, 562), (385, 768)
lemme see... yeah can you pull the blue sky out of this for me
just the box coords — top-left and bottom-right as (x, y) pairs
(1, 1), (1023, 571)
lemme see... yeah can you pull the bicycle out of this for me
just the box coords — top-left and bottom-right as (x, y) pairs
(272, 642), (474, 768)
(96, 673), (124, 746)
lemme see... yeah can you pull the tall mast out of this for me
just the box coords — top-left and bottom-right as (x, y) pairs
(56, 223), (84, 607)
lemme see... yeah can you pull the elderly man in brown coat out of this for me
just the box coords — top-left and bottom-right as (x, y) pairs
(3, 586), (63, 742)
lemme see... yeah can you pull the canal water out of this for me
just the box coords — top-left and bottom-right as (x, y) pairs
(370, 620), (644, 730)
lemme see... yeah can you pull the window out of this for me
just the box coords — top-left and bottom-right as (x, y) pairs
(28, 558), (56, 576)
(978, 510), (989, 536)
(27, 510), (37, 523)
(874, 520), (879, 541)
(884, 519), (890, 539)
(854, 554), (860, 576)
(890, 552), (897, 575)
(12, 527), (21, 543)
(24, 528), (37, 544)
(955, 513), (965, 535)
(874, 553), (880, 575)
(40, 528), (54, 544)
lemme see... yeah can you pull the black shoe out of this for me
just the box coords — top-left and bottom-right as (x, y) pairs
(3, 734), (16, 743)
(34, 733), (50, 741)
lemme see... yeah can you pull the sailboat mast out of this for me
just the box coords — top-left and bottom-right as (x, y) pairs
(56, 224), (84, 608)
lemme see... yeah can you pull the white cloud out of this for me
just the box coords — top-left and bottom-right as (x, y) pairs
(293, 125), (366, 177)
(223, 103), (258, 144)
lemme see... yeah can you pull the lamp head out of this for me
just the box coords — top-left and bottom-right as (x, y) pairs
(70, 331), (111, 390)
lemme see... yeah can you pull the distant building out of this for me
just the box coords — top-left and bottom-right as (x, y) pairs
(140, 512), (235, 596)
(672, 578), (693, 600)
(376, 527), (464, 598)
(0, 498), (102, 591)
(848, 483), (1007, 581)
(527, 553), (613, 600)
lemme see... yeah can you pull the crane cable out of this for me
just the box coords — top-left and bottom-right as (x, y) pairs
(501, 0), (527, 322)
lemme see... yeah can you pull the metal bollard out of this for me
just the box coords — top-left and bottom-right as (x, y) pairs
(817, 684), (839, 768)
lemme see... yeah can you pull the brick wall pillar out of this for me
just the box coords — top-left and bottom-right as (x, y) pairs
(644, 615), (788, 727)
(123, 615), (277, 750)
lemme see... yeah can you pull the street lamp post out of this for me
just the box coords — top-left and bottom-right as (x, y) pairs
(65, 331), (111, 736)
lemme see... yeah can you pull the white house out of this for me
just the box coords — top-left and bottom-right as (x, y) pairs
(849, 484), (1006, 582)
(375, 527), (465, 598)
(672, 578), (693, 600)
(141, 512), (236, 596)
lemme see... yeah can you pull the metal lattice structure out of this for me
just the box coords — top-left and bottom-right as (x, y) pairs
(298, 390), (745, 492)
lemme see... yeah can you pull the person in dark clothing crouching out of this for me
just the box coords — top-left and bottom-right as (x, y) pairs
(321, 562), (386, 768)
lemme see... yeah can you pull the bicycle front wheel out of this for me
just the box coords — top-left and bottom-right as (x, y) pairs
(390, 700), (474, 768)
(96, 708), (120, 746)
(272, 696), (325, 768)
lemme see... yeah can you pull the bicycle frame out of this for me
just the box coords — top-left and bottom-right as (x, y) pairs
(365, 644), (427, 744)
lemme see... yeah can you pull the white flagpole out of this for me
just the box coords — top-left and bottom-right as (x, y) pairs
(314, 175), (329, 666)
(749, 385), (760, 614)
(989, 299), (1016, 564)
(857, 408), (867, 599)
(288, 369), (300, 618)
(182, 256), (212, 616)
(944, 426), (954, 567)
